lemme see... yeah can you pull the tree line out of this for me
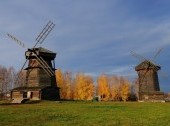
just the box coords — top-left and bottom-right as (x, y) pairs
(56, 69), (137, 101)
(0, 65), (137, 101)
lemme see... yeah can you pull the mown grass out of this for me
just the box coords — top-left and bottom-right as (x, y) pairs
(0, 100), (170, 126)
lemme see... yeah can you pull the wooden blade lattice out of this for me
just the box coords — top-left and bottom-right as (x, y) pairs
(31, 52), (55, 77)
(7, 33), (26, 48)
(131, 51), (160, 71)
(152, 48), (163, 61)
(131, 51), (146, 62)
(35, 20), (55, 47)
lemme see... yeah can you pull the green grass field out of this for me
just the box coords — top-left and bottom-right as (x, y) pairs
(0, 100), (170, 126)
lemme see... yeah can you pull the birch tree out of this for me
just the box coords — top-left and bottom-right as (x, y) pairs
(97, 74), (110, 101)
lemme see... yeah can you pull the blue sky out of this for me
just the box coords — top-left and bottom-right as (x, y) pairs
(0, 0), (170, 92)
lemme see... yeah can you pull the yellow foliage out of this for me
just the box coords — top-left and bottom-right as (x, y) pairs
(110, 84), (120, 101)
(120, 78), (130, 102)
(97, 74), (110, 101)
(108, 76), (120, 101)
(73, 73), (94, 100)
(55, 69), (64, 88)
(62, 72), (72, 100)
(55, 69), (131, 101)
(56, 69), (73, 100)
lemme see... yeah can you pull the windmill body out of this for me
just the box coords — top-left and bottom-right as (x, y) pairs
(135, 60), (164, 101)
(25, 47), (56, 87)
(135, 60), (160, 92)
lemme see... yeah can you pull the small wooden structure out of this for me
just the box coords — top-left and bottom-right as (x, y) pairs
(135, 60), (164, 101)
(11, 47), (60, 103)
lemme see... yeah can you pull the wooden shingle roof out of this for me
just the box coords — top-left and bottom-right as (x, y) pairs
(25, 47), (56, 59)
(38, 47), (55, 54)
(135, 60), (160, 71)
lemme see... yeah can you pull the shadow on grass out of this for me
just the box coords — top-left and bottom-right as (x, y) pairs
(91, 105), (126, 109)
(0, 100), (42, 106)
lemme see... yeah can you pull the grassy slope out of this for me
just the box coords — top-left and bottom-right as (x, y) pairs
(0, 101), (170, 126)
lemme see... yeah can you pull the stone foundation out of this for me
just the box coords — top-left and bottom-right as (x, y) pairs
(139, 91), (165, 102)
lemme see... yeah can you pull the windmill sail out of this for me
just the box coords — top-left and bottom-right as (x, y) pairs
(34, 21), (55, 47)
(7, 33), (26, 48)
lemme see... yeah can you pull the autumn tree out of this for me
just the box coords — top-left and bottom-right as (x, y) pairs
(97, 74), (110, 101)
(56, 69), (64, 88)
(73, 73), (94, 100)
(55, 69), (65, 99)
(62, 72), (73, 100)
(119, 77), (130, 102)
(109, 76), (120, 101)
(83, 75), (95, 100)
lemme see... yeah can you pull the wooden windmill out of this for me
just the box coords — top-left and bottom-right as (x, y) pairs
(131, 50), (165, 101)
(7, 21), (60, 103)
